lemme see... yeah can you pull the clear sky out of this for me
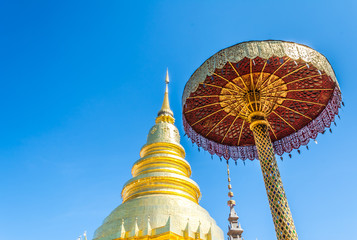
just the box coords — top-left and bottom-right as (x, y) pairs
(0, 1), (356, 240)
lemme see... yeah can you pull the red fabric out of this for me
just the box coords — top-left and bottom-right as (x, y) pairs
(183, 56), (341, 160)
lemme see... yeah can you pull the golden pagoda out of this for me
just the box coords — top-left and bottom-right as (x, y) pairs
(93, 71), (224, 240)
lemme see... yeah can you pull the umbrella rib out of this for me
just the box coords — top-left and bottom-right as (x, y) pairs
(261, 74), (327, 93)
(260, 58), (290, 89)
(199, 82), (241, 94)
(262, 98), (312, 120)
(279, 64), (309, 79)
(184, 98), (239, 114)
(260, 64), (308, 92)
(213, 73), (246, 92)
(187, 94), (240, 99)
(221, 115), (240, 143)
(237, 120), (245, 145)
(206, 109), (234, 137)
(191, 100), (241, 127)
(191, 109), (224, 126)
(272, 111), (297, 132)
(263, 95), (326, 106)
(260, 99), (269, 114)
(228, 61), (249, 91)
(285, 73), (326, 86)
(256, 60), (268, 89)
(250, 59), (255, 89)
(250, 59), (259, 110)
(263, 88), (334, 95)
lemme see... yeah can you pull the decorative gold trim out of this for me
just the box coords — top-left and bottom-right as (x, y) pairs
(156, 115), (175, 124)
(247, 111), (266, 123)
(122, 175), (201, 204)
(249, 120), (268, 130)
(134, 166), (187, 177)
(113, 230), (204, 240)
(133, 158), (191, 177)
(140, 142), (185, 158)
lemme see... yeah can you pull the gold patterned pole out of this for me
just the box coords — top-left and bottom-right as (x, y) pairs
(249, 113), (298, 240)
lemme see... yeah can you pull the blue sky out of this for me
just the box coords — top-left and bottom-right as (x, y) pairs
(0, 1), (356, 239)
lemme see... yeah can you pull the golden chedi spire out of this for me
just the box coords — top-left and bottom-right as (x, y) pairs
(156, 69), (174, 124)
(122, 70), (199, 204)
(93, 71), (224, 240)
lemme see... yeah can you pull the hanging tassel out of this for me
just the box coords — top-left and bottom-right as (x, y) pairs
(297, 150), (301, 154)
(220, 157), (222, 162)
(322, 130), (326, 135)
(235, 160), (237, 166)
(334, 121), (337, 126)
(306, 145), (309, 150)
(289, 154), (292, 158)
(183, 133), (187, 137)
(280, 156), (283, 161)
(198, 147), (200, 152)
(211, 155), (213, 160)
(314, 139), (318, 144)
(243, 160), (246, 166)
(342, 101), (345, 107)
(338, 115), (340, 119)
(329, 128), (332, 133)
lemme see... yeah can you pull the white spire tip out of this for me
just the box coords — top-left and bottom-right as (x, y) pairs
(165, 69), (170, 84)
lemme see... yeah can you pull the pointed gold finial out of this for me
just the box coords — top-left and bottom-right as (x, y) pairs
(165, 68), (170, 84)
(156, 69), (174, 124)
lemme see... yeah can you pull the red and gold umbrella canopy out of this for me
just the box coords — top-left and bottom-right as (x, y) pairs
(182, 41), (342, 240)
(183, 41), (341, 160)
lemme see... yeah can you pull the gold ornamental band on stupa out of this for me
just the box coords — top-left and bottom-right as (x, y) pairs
(93, 70), (224, 240)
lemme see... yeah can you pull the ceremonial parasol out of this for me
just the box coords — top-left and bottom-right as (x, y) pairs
(182, 40), (342, 240)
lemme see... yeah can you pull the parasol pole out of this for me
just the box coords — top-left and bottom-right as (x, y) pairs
(249, 112), (298, 240)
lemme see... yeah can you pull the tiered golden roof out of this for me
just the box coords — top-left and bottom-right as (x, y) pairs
(93, 71), (223, 240)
